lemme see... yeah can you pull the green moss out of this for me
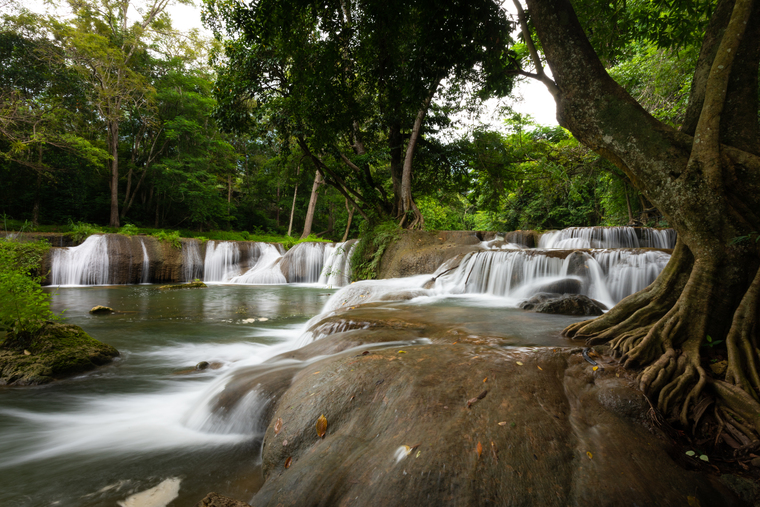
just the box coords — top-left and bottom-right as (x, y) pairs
(350, 221), (402, 281)
(159, 279), (207, 290)
(0, 322), (119, 386)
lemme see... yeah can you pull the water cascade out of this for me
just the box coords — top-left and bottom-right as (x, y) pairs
(49, 235), (110, 286)
(181, 239), (204, 282)
(282, 242), (327, 283)
(140, 239), (150, 283)
(203, 241), (243, 282)
(538, 226), (676, 249)
(229, 244), (287, 284)
(317, 239), (357, 287)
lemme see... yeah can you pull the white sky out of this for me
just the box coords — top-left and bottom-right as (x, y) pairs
(14, 0), (559, 128)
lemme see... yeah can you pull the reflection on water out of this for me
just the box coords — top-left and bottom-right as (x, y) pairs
(0, 283), (581, 506)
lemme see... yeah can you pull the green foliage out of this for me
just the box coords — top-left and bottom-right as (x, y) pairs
(66, 219), (103, 244)
(702, 335), (725, 349)
(150, 229), (182, 249)
(351, 221), (401, 281)
(118, 223), (140, 236)
(0, 239), (58, 347)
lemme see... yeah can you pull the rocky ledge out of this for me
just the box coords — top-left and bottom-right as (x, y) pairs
(197, 307), (748, 506)
(0, 323), (119, 385)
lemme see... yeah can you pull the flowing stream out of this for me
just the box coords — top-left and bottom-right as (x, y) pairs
(3, 227), (675, 506)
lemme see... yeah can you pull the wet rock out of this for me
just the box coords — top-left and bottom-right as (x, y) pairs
(0, 323), (119, 385)
(378, 231), (484, 279)
(196, 492), (251, 507)
(90, 305), (114, 314)
(160, 279), (207, 290)
(563, 251), (592, 278)
(196, 361), (210, 370)
(535, 277), (583, 294)
(251, 346), (738, 507)
(504, 230), (539, 248)
(533, 294), (607, 316)
(518, 292), (562, 310)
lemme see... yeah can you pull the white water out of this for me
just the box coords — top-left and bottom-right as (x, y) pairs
(182, 239), (203, 282)
(284, 242), (326, 283)
(203, 241), (243, 282)
(49, 234), (110, 286)
(229, 244), (287, 284)
(318, 240), (357, 287)
(538, 226), (676, 249)
(140, 240), (150, 283)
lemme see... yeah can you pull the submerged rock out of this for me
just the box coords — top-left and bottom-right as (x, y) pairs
(90, 305), (113, 314)
(160, 279), (207, 290)
(0, 323), (119, 385)
(521, 294), (607, 316)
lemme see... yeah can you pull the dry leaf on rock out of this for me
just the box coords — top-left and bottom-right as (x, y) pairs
(285, 457), (292, 469)
(477, 442), (483, 458)
(316, 414), (327, 438)
(274, 418), (283, 435)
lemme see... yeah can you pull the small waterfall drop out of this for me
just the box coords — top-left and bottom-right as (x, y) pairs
(538, 226), (676, 249)
(229, 244), (286, 284)
(49, 235), (110, 286)
(284, 242), (326, 283)
(317, 240), (357, 287)
(140, 240), (150, 283)
(203, 241), (242, 282)
(181, 240), (204, 282)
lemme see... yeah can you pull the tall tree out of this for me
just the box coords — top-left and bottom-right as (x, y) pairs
(50, 0), (187, 227)
(517, 0), (760, 441)
(204, 0), (517, 227)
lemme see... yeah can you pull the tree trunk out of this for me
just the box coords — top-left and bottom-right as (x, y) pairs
(389, 124), (403, 217)
(288, 165), (300, 237)
(342, 198), (354, 242)
(108, 120), (120, 228)
(300, 170), (323, 239)
(527, 0), (760, 438)
(399, 79), (441, 229)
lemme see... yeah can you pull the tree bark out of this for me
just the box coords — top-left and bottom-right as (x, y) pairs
(526, 0), (760, 436)
(300, 170), (323, 239)
(109, 120), (120, 227)
(342, 198), (354, 242)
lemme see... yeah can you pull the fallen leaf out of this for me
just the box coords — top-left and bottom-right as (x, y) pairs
(491, 441), (498, 462)
(477, 390), (488, 400)
(452, 341), (458, 345)
(483, 377), (488, 383)
(285, 457), (292, 469)
(685, 450), (696, 456)
(466, 397), (478, 408)
(362, 350), (370, 355)
(687, 496), (701, 507)
(415, 450), (421, 458)
(700, 455), (709, 462)
(274, 417), (283, 435)
(477, 442), (483, 458)
(516, 361), (524, 366)
(313, 371), (321, 375)
(592, 366), (599, 371)
(537, 365), (543, 371)
(23, 350), (31, 356)
(586, 451), (593, 459)
(283, 439), (288, 446)
(316, 414), (327, 438)
(398, 350), (407, 354)
(616, 372), (620, 377)
(498, 421), (507, 426)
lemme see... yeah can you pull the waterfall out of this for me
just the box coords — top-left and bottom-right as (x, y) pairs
(181, 239), (204, 282)
(203, 241), (243, 282)
(229, 244), (286, 284)
(317, 240), (357, 287)
(283, 242), (326, 283)
(140, 239), (150, 283)
(538, 226), (676, 249)
(49, 235), (110, 286)
(591, 250), (670, 303)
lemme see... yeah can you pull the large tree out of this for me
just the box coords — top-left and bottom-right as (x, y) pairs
(204, 0), (516, 227)
(519, 0), (760, 444)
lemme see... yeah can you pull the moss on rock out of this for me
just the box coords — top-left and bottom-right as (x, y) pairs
(159, 280), (207, 290)
(0, 322), (119, 385)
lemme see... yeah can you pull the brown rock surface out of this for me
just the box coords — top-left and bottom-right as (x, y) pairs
(196, 492), (251, 507)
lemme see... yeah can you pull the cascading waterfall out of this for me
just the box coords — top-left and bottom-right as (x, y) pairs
(538, 226), (676, 249)
(203, 241), (242, 282)
(318, 240), (357, 287)
(181, 240), (204, 282)
(229, 244), (287, 284)
(49, 235), (110, 286)
(140, 240), (150, 283)
(592, 250), (670, 303)
(284, 242), (326, 283)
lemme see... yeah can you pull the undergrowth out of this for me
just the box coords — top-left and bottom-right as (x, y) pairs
(351, 221), (401, 281)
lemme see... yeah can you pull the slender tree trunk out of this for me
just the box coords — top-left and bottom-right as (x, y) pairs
(624, 184), (633, 224)
(109, 120), (120, 227)
(276, 182), (280, 226)
(389, 124), (403, 216)
(400, 78), (441, 229)
(342, 198), (354, 242)
(32, 146), (42, 227)
(300, 170), (323, 239)
(287, 164), (301, 237)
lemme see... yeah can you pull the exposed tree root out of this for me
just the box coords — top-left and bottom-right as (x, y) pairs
(725, 265), (760, 400)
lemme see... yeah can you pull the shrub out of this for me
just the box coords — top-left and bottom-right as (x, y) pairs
(118, 223), (140, 236)
(66, 219), (103, 244)
(151, 230), (182, 249)
(351, 221), (401, 281)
